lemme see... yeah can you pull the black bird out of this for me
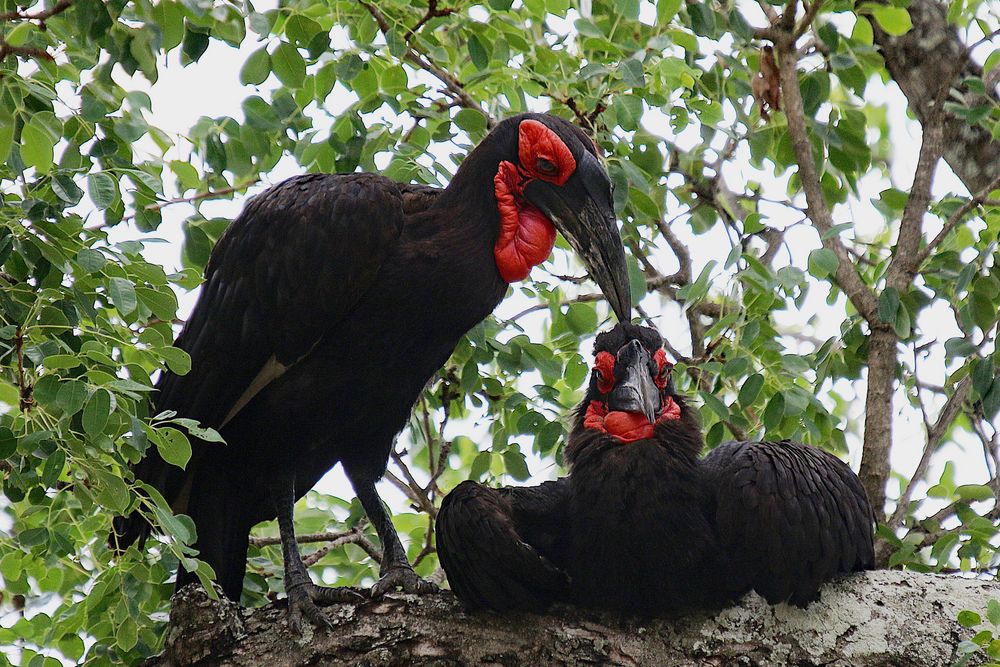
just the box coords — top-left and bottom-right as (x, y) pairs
(111, 113), (631, 630)
(437, 323), (874, 615)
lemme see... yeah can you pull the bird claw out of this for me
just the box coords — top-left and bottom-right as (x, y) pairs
(371, 566), (438, 598)
(285, 582), (367, 634)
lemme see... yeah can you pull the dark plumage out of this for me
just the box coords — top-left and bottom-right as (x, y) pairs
(111, 113), (632, 629)
(437, 323), (874, 614)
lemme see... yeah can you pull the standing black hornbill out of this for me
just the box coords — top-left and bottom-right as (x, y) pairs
(111, 113), (631, 630)
(437, 323), (875, 615)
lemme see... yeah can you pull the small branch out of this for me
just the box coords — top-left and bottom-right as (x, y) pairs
(885, 113), (944, 292)
(14, 327), (31, 412)
(404, 0), (453, 41)
(914, 173), (1000, 267)
(774, 42), (879, 322)
(87, 178), (260, 230)
(885, 376), (971, 531)
(0, 40), (55, 62)
(0, 0), (73, 23)
(358, 0), (493, 128)
(793, 0), (823, 39)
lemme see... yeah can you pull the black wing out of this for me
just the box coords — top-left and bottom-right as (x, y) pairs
(703, 440), (875, 606)
(116, 174), (433, 546)
(436, 479), (571, 612)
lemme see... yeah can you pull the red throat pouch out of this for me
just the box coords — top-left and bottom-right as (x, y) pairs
(493, 160), (557, 282)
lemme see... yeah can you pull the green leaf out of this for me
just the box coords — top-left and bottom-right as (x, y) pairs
(21, 120), (55, 172)
(956, 484), (995, 502)
(56, 380), (89, 417)
(160, 346), (192, 375)
(959, 610), (983, 628)
(88, 172), (119, 209)
(699, 391), (730, 421)
(738, 373), (764, 406)
(156, 426), (192, 469)
(762, 393), (785, 430)
(469, 451), (491, 480)
(454, 108), (487, 135)
(270, 42), (306, 88)
(45, 354), (81, 370)
(619, 58), (645, 88)
(152, 504), (194, 544)
(83, 389), (111, 438)
(52, 175), (84, 205)
(878, 287), (900, 324)
(972, 359), (995, 399)
(852, 16), (873, 44)
(807, 248), (839, 278)
(0, 428), (15, 458)
(240, 46), (271, 86)
(869, 6), (912, 36)
(76, 247), (107, 273)
(987, 599), (1000, 626)
(108, 277), (137, 315)
(502, 447), (530, 480)
(95, 471), (129, 513)
(468, 34), (489, 70)
(657, 0), (682, 24)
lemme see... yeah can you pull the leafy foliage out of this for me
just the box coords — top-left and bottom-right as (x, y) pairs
(0, 0), (998, 664)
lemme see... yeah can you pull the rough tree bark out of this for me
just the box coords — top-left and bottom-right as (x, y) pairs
(872, 0), (1000, 193)
(148, 571), (995, 666)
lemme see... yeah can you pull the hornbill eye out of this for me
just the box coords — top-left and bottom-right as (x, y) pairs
(535, 157), (558, 176)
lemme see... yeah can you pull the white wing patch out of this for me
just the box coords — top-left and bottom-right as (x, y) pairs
(221, 355), (289, 428)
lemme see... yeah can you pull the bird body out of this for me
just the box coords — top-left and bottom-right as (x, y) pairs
(437, 324), (875, 615)
(114, 114), (632, 627)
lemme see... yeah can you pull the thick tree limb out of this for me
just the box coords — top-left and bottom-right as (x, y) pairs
(148, 571), (996, 666)
(871, 0), (1000, 194)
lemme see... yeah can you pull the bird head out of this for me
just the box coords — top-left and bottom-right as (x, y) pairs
(488, 114), (631, 322)
(568, 323), (702, 456)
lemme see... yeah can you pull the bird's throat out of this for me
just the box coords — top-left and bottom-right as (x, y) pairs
(584, 398), (682, 443)
(493, 160), (556, 283)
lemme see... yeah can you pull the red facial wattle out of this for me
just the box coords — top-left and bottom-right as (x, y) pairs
(584, 346), (681, 444)
(493, 161), (557, 282)
(493, 120), (577, 283)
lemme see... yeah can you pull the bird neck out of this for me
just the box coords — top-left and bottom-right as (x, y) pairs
(566, 396), (703, 466)
(438, 127), (556, 285)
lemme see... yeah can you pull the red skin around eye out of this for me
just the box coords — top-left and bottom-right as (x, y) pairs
(653, 348), (672, 389)
(490, 120), (579, 283)
(593, 351), (616, 394)
(518, 119), (576, 185)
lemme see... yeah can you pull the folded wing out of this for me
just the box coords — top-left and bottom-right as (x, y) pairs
(703, 440), (875, 606)
(436, 479), (571, 612)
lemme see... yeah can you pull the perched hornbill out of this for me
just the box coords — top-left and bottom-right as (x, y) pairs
(437, 323), (875, 615)
(111, 113), (631, 630)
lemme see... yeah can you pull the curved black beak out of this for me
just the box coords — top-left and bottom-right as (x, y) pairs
(523, 151), (632, 322)
(607, 340), (660, 422)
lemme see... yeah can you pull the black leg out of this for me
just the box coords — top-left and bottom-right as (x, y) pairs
(271, 476), (365, 633)
(347, 470), (438, 597)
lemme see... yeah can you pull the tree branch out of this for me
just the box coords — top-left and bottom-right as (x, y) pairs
(357, 0), (494, 128)
(151, 571), (1000, 667)
(0, 0), (73, 23)
(914, 173), (1000, 267)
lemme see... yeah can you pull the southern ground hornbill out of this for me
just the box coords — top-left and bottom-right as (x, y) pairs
(111, 113), (631, 629)
(437, 323), (875, 614)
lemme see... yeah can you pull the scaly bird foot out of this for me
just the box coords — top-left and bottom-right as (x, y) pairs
(371, 566), (438, 598)
(286, 582), (367, 634)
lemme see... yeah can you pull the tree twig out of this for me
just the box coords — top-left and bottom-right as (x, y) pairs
(914, 173), (1000, 267)
(358, 0), (493, 128)
(0, 0), (74, 23)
